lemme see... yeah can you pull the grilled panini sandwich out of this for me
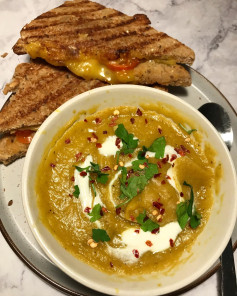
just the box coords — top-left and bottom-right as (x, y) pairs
(13, 0), (195, 86)
(0, 60), (167, 165)
(0, 61), (106, 165)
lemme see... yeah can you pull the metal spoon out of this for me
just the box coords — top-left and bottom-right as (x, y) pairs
(198, 102), (237, 296)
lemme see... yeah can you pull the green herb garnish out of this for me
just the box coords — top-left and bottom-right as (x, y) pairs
(88, 204), (102, 222)
(179, 123), (197, 135)
(73, 185), (80, 198)
(115, 124), (138, 155)
(92, 229), (110, 242)
(148, 136), (166, 159)
(136, 210), (160, 232)
(176, 181), (201, 229)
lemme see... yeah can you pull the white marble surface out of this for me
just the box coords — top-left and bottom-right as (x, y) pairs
(0, 0), (236, 295)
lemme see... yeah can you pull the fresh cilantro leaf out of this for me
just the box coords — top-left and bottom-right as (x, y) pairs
(148, 137), (166, 159)
(176, 202), (189, 229)
(89, 162), (100, 173)
(115, 124), (138, 154)
(189, 213), (201, 229)
(179, 123), (197, 135)
(132, 159), (146, 171)
(88, 204), (102, 222)
(92, 229), (110, 242)
(97, 173), (109, 184)
(144, 163), (158, 180)
(176, 181), (201, 229)
(183, 181), (194, 217)
(138, 146), (148, 160)
(74, 165), (90, 172)
(117, 175), (148, 207)
(120, 167), (127, 184)
(73, 185), (80, 198)
(136, 210), (160, 232)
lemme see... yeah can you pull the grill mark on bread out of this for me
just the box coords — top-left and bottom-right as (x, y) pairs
(36, 2), (106, 19)
(21, 16), (147, 40)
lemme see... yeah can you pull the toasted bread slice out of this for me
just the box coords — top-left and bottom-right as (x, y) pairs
(0, 60), (106, 135)
(13, 0), (194, 86)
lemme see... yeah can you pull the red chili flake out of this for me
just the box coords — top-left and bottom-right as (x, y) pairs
(145, 118), (148, 124)
(75, 152), (82, 161)
(143, 216), (149, 222)
(136, 108), (142, 116)
(132, 249), (139, 258)
(130, 117), (135, 124)
(68, 194), (73, 198)
(134, 229), (140, 234)
(103, 130), (108, 134)
(65, 138), (71, 144)
(102, 207), (108, 213)
(151, 228), (160, 234)
(158, 128), (162, 134)
(50, 163), (56, 168)
(115, 137), (121, 147)
(169, 239), (174, 247)
(166, 175), (171, 180)
(128, 153), (133, 158)
(161, 180), (166, 185)
(170, 154), (177, 162)
(109, 122), (117, 127)
(180, 192), (184, 197)
(153, 201), (163, 209)
(71, 176), (75, 181)
(84, 119), (88, 122)
(92, 132), (98, 139)
(144, 162), (148, 167)
(95, 117), (102, 124)
(80, 171), (87, 177)
(181, 145), (190, 154)
(145, 240), (153, 247)
(116, 207), (121, 215)
(154, 173), (161, 178)
(160, 208), (165, 215)
(90, 179), (95, 184)
(125, 182), (129, 187)
(101, 166), (111, 171)
(172, 163), (175, 167)
(8, 200), (13, 206)
(162, 155), (169, 164)
(100, 209), (104, 216)
(87, 137), (92, 142)
(96, 143), (102, 148)
(130, 215), (135, 221)
(110, 262), (114, 268)
(84, 207), (91, 213)
(157, 161), (162, 168)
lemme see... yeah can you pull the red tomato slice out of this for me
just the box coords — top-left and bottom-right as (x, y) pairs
(15, 130), (34, 144)
(107, 58), (140, 71)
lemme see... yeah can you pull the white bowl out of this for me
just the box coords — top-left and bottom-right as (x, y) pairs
(22, 85), (237, 296)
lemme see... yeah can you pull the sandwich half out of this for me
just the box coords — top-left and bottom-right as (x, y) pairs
(13, 0), (194, 86)
(0, 60), (167, 165)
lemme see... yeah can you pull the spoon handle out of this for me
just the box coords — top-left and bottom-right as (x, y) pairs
(220, 239), (237, 296)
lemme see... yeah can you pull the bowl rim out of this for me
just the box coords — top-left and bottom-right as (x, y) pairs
(22, 84), (237, 296)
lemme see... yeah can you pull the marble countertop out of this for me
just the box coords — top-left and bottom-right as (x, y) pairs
(0, 0), (236, 295)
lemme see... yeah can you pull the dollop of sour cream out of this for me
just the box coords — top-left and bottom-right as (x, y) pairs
(99, 135), (119, 156)
(108, 222), (182, 263)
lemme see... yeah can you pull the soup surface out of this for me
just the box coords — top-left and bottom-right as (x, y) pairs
(36, 104), (217, 275)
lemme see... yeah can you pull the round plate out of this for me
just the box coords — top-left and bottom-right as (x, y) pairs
(0, 67), (237, 296)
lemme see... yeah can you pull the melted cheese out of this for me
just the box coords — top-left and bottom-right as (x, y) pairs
(25, 42), (176, 83)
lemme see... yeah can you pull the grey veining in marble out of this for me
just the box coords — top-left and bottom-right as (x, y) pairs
(0, 0), (236, 295)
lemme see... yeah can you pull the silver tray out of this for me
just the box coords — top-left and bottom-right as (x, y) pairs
(0, 67), (237, 296)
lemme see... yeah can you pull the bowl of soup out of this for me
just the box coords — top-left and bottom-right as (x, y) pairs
(22, 85), (237, 296)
